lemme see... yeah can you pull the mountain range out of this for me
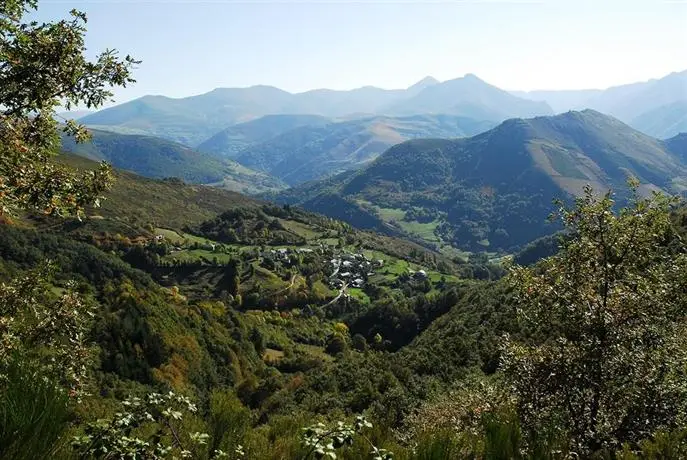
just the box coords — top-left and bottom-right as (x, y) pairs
(60, 129), (286, 195)
(78, 74), (551, 146)
(63, 69), (687, 252)
(273, 110), (687, 251)
(199, 114), (496, 186)
(514, 70), (687, 138)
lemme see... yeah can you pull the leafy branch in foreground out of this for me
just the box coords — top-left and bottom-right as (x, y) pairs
(0, 263), (94, 395)
(302, 415), (393, 460)
(72, 391), (241, 459)
(0, 0), (139, 218)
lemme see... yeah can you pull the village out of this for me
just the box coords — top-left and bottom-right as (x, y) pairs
(264, 245), (428, 290)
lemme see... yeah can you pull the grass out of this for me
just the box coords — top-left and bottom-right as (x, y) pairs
(375, 206), (406, 221)
(155, 227), (217, 246)
(250, 264), (290, 293)
(277, 219), (323, 240)
(361, 202), (441, 244)
(163, 249), (235, 264)
(396, 219), (441, 242)
(263, 348), (285, 363)
(347, 288), (370, 304)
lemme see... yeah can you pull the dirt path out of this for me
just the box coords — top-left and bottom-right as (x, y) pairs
(324, 282), (348, 307)
(273, 274), (297, 296)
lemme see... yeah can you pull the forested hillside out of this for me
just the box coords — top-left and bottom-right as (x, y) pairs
(4, 1), (687, 459)
(61, 130), (286, 194)
(276, 110), (687, 251)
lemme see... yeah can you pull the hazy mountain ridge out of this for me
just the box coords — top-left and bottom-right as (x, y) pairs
(197, 114), (332, 158)
(79, 74), (550, 146)
(515, 70), (687, 137)
(275, 110), (687, 251)
(222, 114), (497, 186)
(631, 101), (687, 139)
(385, 74), (553, 119)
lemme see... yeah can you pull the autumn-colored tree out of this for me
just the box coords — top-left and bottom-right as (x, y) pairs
(502, 183), (687, 454)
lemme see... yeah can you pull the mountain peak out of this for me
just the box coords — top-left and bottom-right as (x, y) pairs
(406, 76), (440, 94)
(408, 76), (439, 88)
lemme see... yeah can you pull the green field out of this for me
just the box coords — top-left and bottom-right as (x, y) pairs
(277, 219), (323, 239)
(347, 288), (371, 304)
(362, 203), (441, 243)
(163, 249), (235, 264)
(375, 206), (406, 221)
(154, 227), (216, 246)
(396, 219), (440, 242)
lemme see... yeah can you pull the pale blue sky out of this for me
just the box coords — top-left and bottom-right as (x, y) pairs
(38, 0), (687, 104)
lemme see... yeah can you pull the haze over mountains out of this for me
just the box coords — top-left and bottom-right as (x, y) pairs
(202, 114), (496, 185)
(61, 68), (687, 251)
(79, 74), (551, 146)
(60, 129), (286, 195)
(514, 70), (687, 138)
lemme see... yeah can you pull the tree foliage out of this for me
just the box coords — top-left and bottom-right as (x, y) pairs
(502, 183), (687, 454)
(0, 0), (138, 217)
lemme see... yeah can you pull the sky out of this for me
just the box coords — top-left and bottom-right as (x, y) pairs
(36, 0), (687, 105)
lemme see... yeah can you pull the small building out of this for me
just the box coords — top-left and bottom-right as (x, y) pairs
(414, 270), (428, 279)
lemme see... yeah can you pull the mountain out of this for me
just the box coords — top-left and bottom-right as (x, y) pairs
(79, 75), (548, 146)
(79, 86), (294, 146)
(197, 114), (331, 158)
(586, 70), (687, 122)
(56, 154), (262, 229)
(229, 114), (497, 186)
(60, 129), (286, 195)
(515, 70), (687, 124)
(57, 109), (93, 120)
(384, 74), (553, 120)
(275, 110), (687, 251)
(631, 101), (687, 139)
(510, 89), (603, 113)
(665, 133), (687, 160)
(405, 76), (440, 96)
(282, 86), (406, 118)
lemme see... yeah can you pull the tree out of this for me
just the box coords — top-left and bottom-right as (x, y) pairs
(0, 0), (139, 218)
(249, 327), (265, 355)
(351, 333), (368, 352)
(501, 184), (687, 455)
(0, 264), (94, 393)
(325, 333), (348, 356)
(0, 2), (138, 447)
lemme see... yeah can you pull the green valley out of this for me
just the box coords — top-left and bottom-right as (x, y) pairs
(4, 2), (687, 459)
